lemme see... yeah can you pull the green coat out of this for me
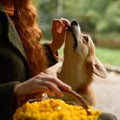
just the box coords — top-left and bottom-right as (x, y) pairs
(0, 5), (57, 119)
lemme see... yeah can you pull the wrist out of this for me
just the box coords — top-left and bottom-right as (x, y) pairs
(49, 43), (59, 58)
(14, 83), (21, 97)
(49, 42), (56, 53)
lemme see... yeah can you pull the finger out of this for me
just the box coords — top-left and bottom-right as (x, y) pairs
(60, 18), (70, 26)
(49, 78), (71, 91)
(53, 18), (70, 26)
(52, 20), (65, 34)
(52, 19), (64, 26)
(34, 85), (55, 96)
(39, 80), (64, 96)
(39, 73), (71, 91)
(52, 18), (70, 34)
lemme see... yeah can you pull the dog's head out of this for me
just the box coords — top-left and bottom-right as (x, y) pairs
(64, 20), (106, 78)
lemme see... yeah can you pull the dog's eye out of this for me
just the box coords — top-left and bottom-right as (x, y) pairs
(83, 36), (89, 42)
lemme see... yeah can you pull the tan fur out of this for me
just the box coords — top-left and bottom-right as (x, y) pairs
(57, 22), (107, 106)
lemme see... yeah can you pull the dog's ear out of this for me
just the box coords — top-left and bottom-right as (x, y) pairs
(92, 57), (107, 78)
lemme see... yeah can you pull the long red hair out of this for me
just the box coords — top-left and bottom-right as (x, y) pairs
(13, 0), (48, 76)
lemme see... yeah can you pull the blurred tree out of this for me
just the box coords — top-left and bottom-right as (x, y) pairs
(38, 0), (63, 39)
(96, 0), (120, 33)
(64, 0), (120, 33)
(37, 0), (120, 38)
(57, 0), (63, 17)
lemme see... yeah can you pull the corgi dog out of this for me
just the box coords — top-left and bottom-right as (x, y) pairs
(57, 20), (107, 106)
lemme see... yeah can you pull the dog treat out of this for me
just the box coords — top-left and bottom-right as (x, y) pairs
(13, 98), (101, 120)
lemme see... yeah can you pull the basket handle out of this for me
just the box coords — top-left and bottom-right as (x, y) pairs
(62, 89), (91, 115)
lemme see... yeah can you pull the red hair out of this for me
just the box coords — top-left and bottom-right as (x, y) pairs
(13, 0), (48, 76)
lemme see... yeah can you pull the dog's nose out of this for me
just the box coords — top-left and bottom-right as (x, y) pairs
(71, 20), (78, 26)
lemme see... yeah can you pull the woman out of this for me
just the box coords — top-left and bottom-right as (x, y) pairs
(0, 0), (71, 119)
(0, 0), (118, 120)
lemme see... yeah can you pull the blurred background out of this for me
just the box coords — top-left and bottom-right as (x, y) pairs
(34, 0), (120, 67)
(33, 0), (120, 118)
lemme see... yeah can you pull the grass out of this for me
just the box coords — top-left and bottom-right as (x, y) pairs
(58, 46), (120, 67)
(42, 39), (120, 67)
(96, 47), (120, 67)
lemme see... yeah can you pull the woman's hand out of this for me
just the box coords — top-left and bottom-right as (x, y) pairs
(14, 72), (71, 98)
(49, 18), (70, 52)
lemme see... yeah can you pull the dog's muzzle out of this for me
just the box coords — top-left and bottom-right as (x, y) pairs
(71, 20), (79, 26)
(66, 20), (81, 49)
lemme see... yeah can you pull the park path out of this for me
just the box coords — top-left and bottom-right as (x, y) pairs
(94, 71), (120, 120)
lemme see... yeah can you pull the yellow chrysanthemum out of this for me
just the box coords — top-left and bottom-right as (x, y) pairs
(13, 98), (101, 120)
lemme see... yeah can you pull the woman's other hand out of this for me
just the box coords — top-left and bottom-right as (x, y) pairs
(50, 18), (70, 52)
(14, 72), (71, 98)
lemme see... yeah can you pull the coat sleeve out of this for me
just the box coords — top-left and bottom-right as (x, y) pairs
(43, 43), (58, 67)
(0, 81), (20, 119)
